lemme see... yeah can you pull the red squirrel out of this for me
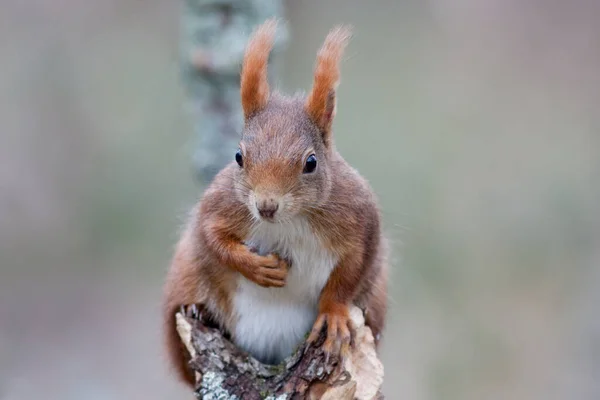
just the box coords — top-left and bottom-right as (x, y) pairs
(162, 19), (389, 387)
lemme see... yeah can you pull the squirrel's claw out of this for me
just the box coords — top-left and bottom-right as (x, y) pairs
(307, 310), (354, 364)
(307, 313), (326, 344)
(181, 304), (201, 320)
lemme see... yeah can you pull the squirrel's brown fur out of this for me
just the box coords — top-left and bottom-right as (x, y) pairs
(240, 19), (276, 119)
(162, 18), (389, 388)
(305, 25), (351, 143)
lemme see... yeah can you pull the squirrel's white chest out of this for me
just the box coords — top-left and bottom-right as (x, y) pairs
(232, 217), (337, 364)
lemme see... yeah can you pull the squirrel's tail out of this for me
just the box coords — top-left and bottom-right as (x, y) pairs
(163, 302), (196, 387)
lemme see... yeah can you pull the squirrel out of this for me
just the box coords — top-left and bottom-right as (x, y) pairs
(162, 18), (390, 388)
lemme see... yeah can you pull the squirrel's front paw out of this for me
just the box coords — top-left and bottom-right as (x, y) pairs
(307, 304), (354, 362)
(246, 253), (289, 288)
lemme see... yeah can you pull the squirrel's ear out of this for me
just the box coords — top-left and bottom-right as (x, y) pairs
(241, 19), (278, 120)
(305, 25), (352, 147)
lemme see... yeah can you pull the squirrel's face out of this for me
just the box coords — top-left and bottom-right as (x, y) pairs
(232, 19), (350, 223)
(232, 96), (332, 223)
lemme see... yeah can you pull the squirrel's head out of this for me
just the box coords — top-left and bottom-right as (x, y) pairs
(232, 19), (351, 223)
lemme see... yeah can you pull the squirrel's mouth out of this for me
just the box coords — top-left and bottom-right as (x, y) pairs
(250, 206), (277, 223)
(259, 215), (277, 223)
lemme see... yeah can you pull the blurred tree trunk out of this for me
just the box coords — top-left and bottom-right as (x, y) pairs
(180, 0), (289, 185)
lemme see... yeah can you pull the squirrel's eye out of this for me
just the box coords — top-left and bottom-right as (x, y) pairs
(235, 149), (243, 167)
(303, 154), (317, 174)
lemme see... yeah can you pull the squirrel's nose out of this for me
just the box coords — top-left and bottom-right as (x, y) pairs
(256, 198), (279, 219)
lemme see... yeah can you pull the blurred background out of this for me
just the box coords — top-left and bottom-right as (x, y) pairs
(1, 0), (599, 399)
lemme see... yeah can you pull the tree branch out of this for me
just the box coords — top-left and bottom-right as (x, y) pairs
(175, 305), (384, 399)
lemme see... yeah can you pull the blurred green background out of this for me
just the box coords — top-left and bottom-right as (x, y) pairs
(1, 1), (599, 399)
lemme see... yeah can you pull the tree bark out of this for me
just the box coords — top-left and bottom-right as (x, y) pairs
(176, 305), (384, 399)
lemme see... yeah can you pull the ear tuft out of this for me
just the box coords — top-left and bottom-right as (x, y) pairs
(241, 18), (279, 120)
(305, 25), (352, 146)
